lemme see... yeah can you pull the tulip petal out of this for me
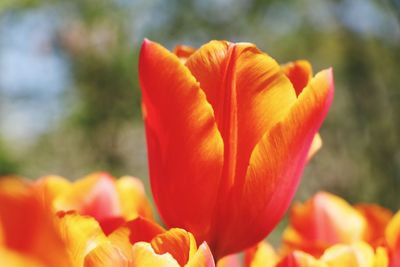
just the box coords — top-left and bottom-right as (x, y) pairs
(174, 44), (196, 62)
(282, 60), (313, 96)
(84, 243), (128, 267)
(151, 228), (197, 266)
(276, 251), (326, 267)
(355, 204), (393, 246)
(216, 253), (241, 267)
(54, 172), (121, 220)
(307, 133), (322, 161)
(185, 41), (297, 186)
(139, 39), (224, 240)
(0, 248), (45, 267)
(35, 175), (71, 208)
(214, 69), (333, 257)
(116, 176), (153, 220)
(320, 242), (375, 266)
(282, 192), (367, 257)
(244, 241), (278, 267)
(118, 216), (165, 244)
(186, 242), (216, 267)
(386, 210), (400, 266)
(0, 178), (71, 267)
(282, 60), (322, 161)
(132, 242), (180, 267)
(58, 213), (108, 266)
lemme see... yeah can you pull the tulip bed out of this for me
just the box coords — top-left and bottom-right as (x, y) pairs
(0, 40), (398, 266)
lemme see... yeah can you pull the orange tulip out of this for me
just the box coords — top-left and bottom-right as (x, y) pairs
(139, 39), (334, 258)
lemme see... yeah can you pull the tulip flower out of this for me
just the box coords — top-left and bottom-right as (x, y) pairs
(139, 39), (334, 258)
(282, 192), (368, 256)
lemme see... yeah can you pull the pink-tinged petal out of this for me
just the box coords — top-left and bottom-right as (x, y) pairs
(54, 172), (121, 220)
(217, 253), (241, 267)
(282, 192), (367, 257)
(186, 242), (216, 267)
(131, 242), (180, 267)
(139, 39), (224, 242)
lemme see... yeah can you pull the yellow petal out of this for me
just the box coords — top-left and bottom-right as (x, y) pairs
(84, 243), (129, 267)
(131, 242), (180, 267)
(186, 242), (216, 267)
(307, 133), (322, 161)
(245, 241), (278, 267)
(151, 228), (197, 266)
(0, 248), (45, 267)
(320, 242), (375, 266)
(116, 176), (153, 220)
(385, 210), (400, 266)
(58, 213), (108, 266)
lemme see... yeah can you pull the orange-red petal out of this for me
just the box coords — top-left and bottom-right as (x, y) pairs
(282, 60), (313, 96)
(139, 39), (224, 242)
(0, 178), (71, 267)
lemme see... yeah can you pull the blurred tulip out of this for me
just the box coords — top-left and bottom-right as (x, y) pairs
(282, 192), (368, 257)
(0, 178), (72, 267)
(35, 172), (153, 233)
(355, 204), (393, 247)
(277, 242), (388, 267)
(139, 39), (334, 258)
(386, 210), (400, 267)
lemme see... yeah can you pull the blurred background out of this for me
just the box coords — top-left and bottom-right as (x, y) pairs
(0, 0), (399, 236)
